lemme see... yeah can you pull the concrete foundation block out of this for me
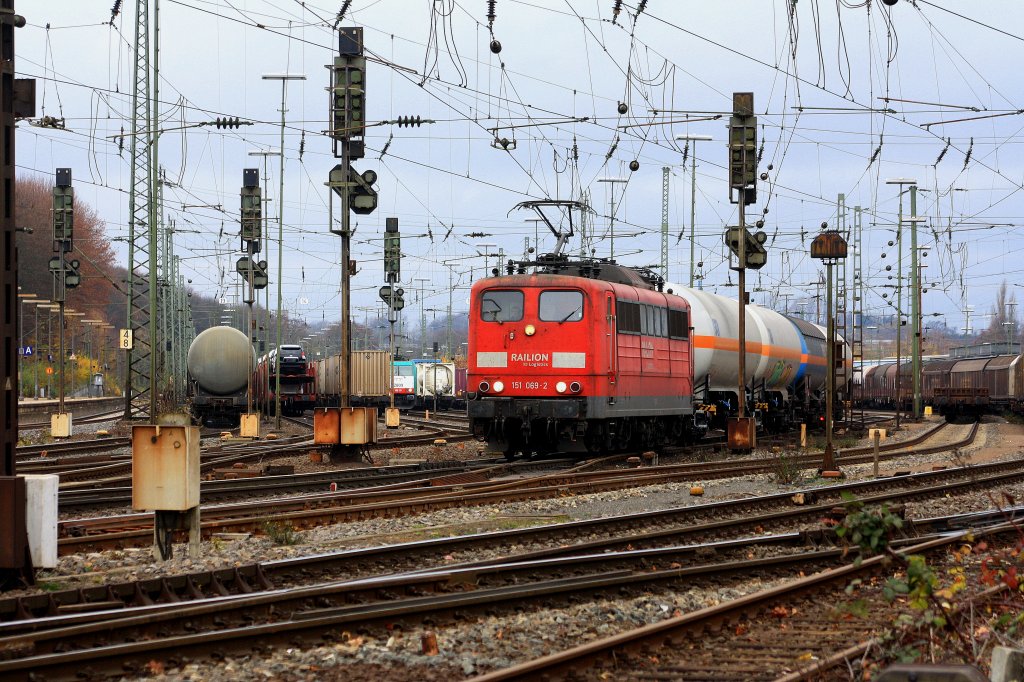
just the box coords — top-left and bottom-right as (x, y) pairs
(992, 646), (1024, 682)
(23, 475), (59, 568)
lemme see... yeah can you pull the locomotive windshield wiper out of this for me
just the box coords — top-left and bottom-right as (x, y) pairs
(559, 305), (582, 323)
(483, 300), (502, 321)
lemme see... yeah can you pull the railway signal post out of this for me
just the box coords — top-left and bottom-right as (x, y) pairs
(726, 92), (761, 451)
(238, 168), (267, 437)
(811, 227), (849, 474)
(382, 217), (403, 428)
(316, 26), (379, 456)
(50, 168), (80, 439)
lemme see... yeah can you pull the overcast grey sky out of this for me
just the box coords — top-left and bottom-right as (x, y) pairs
(15, 1), (1024, 335)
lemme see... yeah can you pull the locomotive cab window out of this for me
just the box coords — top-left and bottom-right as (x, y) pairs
(480, 290), (524, 322)
(539, 290), (584, 322)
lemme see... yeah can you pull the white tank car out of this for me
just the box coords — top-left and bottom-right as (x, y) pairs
(664, 285), (836, 397)
(416, 362), (455, 398)
(187, 326), (254, 395)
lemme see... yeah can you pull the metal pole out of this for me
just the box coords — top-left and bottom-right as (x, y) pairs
(824, 260), (835, 468)
(17, 297), (22, 398)
(58, 302), (65, 413)
(275, 82), (287, 427)
(34, 304), (39, 398)
(148, 0), (161, 422)
(895, 193), (903, 429)
(910, 185), (921, 419)
(737, 188), (746, 422)
(689, 144), (697, 287)
(446, 269), (453, 358)
(340, 144), (352, 409)
(47, 309), (52, 398)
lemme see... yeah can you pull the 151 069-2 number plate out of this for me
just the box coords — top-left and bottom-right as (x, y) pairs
(510, 381), (548, 390)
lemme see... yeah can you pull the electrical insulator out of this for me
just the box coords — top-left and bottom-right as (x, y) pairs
(397, 115), (423, 127)
(215, 116), (242, 129)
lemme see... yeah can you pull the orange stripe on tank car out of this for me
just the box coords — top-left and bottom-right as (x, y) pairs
(693, 335), (821, 364)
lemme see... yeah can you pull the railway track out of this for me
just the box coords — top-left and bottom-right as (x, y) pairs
(1, 502), (1019, 679)
(472, 523), (1018, 681)
(17, 408), (124, 432)
(49, 421), (978, 552)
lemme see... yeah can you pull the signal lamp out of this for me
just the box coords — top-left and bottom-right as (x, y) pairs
(569, 381), (582, 393)
(524, 324), (536, 336)
(555, 381), (567, 393)
(492, 381), (505, 393)
(478, 381), (490, 393)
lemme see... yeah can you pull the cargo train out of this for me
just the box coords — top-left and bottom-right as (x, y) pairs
(858, 344), (1024, 420)
(467, 256), (849, 458)
(314, 352), (459, 411)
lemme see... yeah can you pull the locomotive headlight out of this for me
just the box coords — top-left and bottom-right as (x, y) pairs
(492, 380), (505, 393)
(555, 381), (567, 393)
(524, 324), (536, 336)
(569, 381), (582, 393)
(478, 381), (490, 393)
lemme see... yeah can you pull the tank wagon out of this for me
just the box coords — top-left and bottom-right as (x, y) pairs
(467, 256), (849, 458)
(187, 325), (255, 426)
(411, 359), (456, 410)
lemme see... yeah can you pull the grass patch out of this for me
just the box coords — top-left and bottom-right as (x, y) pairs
(1001, 410), (1024, 426)
(772, 453), (802, 485)
(808, 434), (859, 451)
(263, 521), (301, 545)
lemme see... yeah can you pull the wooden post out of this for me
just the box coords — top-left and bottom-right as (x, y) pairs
(873, 430), (881, 478)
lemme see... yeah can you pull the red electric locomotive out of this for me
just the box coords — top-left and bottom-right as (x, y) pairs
(468, 258), (703, 458)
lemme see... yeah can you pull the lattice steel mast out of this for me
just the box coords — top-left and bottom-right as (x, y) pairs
(123, 0), (159, 420)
